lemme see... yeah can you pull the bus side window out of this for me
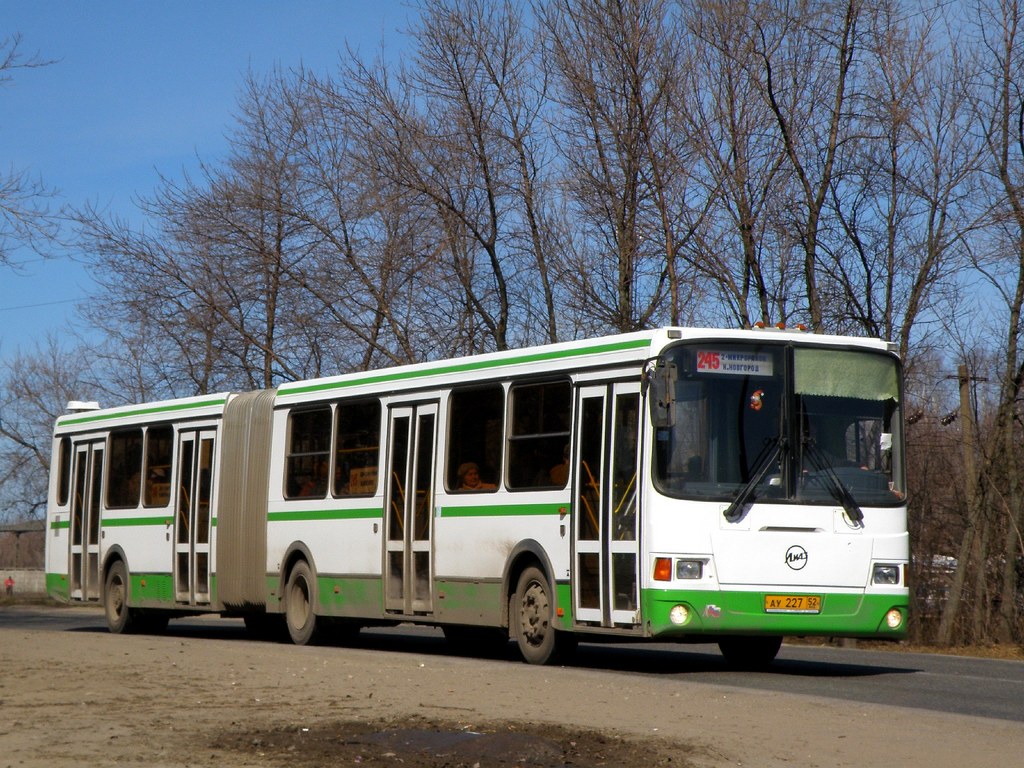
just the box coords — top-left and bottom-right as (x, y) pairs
(143, 425), (174, 506)
(107, 428), (143, 508)
(334, 399), (381, 497)
(446, 385), (504, 492)
(56, 436), (71, 506)
(507, 381), (571, 490)
(285, 406), (332, 499)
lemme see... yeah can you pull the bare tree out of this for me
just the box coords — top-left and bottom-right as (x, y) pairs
(0, 337), (99, 522)
(824, 2), (981, 360)
(336, 0), (563, 354)
(0, 33), (58, 265)
(76, 69), (329, 393)
(541, 0), (698, 333)
(683, 0), (794, 327)
(950, 0), (1024, 645)
(292, 67), (454, 368)
(745, 0), (869, 331)
(74, 201), (239, 396)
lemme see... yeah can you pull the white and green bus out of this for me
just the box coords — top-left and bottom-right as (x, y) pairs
(44, 327), (909, 666)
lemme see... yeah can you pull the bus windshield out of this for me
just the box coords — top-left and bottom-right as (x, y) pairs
(652, 342), (904, 507)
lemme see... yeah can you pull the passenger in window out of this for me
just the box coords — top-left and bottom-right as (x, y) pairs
(334, 462), (348, 495)
(549, 444), (570, 486)
(126, 470), (142, 503)
(145, 466), (169, 506)
(456, 462), (496, 491)
(298, 460), (329, 497)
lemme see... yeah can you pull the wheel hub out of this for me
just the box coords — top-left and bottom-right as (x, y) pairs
(520, 582), (549, 646)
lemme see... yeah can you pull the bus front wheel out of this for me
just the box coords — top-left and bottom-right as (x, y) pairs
(513, 566), (572, 665)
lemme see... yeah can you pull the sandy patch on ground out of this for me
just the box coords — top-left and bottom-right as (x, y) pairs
(1, 609), (1022, 767)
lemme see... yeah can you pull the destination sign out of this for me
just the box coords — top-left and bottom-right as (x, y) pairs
(695, 350), (774, 376)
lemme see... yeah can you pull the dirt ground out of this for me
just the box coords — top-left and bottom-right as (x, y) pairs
(2, 606), (1023, 768)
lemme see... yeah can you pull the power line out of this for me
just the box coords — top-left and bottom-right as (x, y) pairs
(0, 299), (80, 313)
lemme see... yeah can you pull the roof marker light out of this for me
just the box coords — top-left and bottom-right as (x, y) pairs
(66, 400), (101, 413)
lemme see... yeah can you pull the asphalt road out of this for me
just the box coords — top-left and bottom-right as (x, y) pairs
(4, 603), (1023, 723)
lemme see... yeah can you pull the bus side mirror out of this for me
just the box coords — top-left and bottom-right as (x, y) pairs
(644, 358), (677, 428)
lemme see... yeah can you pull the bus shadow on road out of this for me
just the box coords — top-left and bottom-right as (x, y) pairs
(567, 642), (920, 678)
(342, 626), (921, 679)
(65, 617), (921, 678)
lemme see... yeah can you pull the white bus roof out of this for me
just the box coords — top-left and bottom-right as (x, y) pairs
(55, 393), (232, 431)
(54, 327), (896, 427)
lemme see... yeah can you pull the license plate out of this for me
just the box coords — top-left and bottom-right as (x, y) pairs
(764, 594), (822, 614)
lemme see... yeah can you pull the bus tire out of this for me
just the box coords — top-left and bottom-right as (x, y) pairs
(718, 636), (782, 670)
(512, 566), (567, 665)
(284, 560), (322, 645)
(104, 560), (135, 634)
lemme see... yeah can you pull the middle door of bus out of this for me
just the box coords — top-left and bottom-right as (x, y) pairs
(384, 402), (438, 616)
(574, 382), (641, 628)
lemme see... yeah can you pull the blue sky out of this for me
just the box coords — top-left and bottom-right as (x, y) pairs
(1, 1), (413, 361)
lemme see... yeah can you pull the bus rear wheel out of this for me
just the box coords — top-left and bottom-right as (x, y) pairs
(104, 560), (134, 634)
(285, 560), (322, 645)
(513, 566), (572, 665)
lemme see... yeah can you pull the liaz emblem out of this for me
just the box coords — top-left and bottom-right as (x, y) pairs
(785, 545), (808, 570)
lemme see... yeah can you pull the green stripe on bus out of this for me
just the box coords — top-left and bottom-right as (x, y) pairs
(279, 338), (651, 396)
(268, 507), (383, 522)
(58, 397), (228, 426)
(102, 515), (173, 527)
(50, 519), (69, 530)
(439, 503), (565, 518)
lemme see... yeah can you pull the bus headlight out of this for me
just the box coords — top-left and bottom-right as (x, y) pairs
(675, 559), (704, 580)
(885, 609), (904, 629)
(872, 564), (900, 585)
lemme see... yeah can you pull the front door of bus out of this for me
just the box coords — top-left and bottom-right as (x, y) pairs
(574, 383), (641, 627)
(69, 441), (103, 601)
(173, 429), (216, 605)
(384, 403), (438, 616)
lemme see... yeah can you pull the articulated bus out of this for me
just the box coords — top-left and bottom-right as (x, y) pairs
(44, 327), (908, 666)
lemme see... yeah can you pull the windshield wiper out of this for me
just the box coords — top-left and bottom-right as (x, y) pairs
(723, 437), (786, 523)
(802, 441), (864, 524)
